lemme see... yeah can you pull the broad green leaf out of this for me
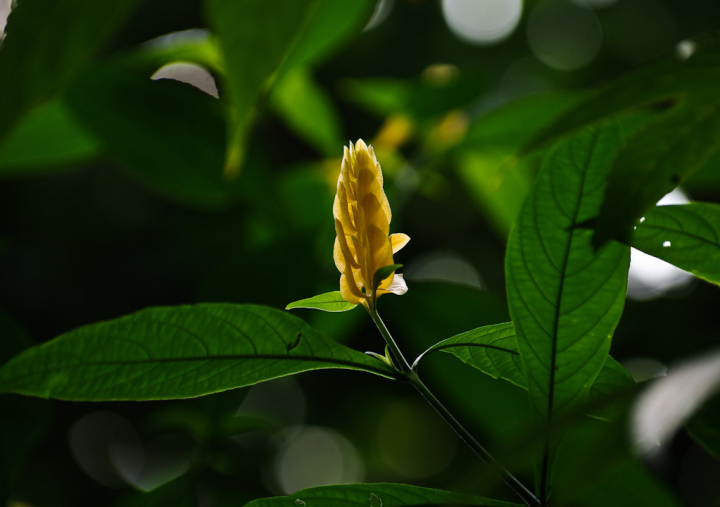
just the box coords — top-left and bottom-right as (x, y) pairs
(0, 98), (100, 174)
(64, 65), (231, 207)
(506, 124), (631, 493)
(271, 67), (343, 156)
(0, 0), (138, 142)
(413, 322), (634, 420)
(286, 291), (358, 312)
(507, 123), (630, 421)
(205, 0), (374, 176)
(0, 304), (398, 401)
(631, 203), (720, 285)
(243, 483), (520, 507)
(525, 49), (720, 245)
(686, 395), (720, 461)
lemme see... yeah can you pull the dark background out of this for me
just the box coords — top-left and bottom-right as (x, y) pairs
(2, 0), (720, 505)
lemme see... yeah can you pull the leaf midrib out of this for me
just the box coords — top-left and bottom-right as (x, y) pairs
(2, 353), (399, 386)
(637, 222), (720, 249)
(546, 128), (599, 421)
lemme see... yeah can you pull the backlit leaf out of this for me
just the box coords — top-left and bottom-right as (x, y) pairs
(0, 304), (398, 401)
(507, 123), (630, 420)
(286, 292), (358, 313)
(631, 203), (720, 285)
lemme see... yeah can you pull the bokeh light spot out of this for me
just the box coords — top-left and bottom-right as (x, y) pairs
(375, 399), (457, 478)
(527, 0), (603, 71)
(442, 0), (522, 46)
(274, 426), (364, 493)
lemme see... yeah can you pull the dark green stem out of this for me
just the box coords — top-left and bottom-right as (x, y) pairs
(367, 305), (540, 507)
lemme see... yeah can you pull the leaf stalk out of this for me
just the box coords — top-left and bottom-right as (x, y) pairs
(367, 304), (541, 507)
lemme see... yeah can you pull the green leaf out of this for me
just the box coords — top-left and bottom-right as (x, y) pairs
(242, 483), (521, 507)
(64, 65), (231, 207)
(286, 292), (358, 313)
(686, 394), (720, 461)
(0, 0), (138, 143)
(205, 0), (374, 176)
(373, 264), (403, 291)
(525, 49), (720, 245)
(631, 203), (720, 285)
(0, 98), (100, 174)
(271, 67), (343, 156)
(413, 322), (634, 420)
(506, 124), (631, 493)
(0, 304), (398, 401)
(507, 123), (630, 421)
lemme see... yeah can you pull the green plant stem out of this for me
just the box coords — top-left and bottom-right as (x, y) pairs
(367, 305), (541, 507)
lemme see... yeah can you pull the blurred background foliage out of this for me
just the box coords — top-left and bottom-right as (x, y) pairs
(2, 0), (720, 505)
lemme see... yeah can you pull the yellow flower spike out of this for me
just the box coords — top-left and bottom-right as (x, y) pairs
(334, 139), (409, 309)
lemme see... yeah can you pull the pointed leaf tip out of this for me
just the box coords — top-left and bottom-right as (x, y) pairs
(286, 291), (358, 312)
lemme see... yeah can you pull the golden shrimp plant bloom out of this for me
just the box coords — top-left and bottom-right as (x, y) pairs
(334, 139), (410, 308)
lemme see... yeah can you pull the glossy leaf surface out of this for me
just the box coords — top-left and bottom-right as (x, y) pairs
(243, 483), (520, 507)
(0, 304), (398, 401)
(632, 203), (720, 285)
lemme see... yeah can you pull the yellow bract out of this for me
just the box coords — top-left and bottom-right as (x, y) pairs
(333, 139), (410, 308)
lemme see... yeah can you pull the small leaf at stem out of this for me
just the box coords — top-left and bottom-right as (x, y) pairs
(286, 291), (358, 312)
(373, 264), (403, 292)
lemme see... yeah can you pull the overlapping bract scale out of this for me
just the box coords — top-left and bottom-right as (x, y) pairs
(333, 139), (409, 306)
